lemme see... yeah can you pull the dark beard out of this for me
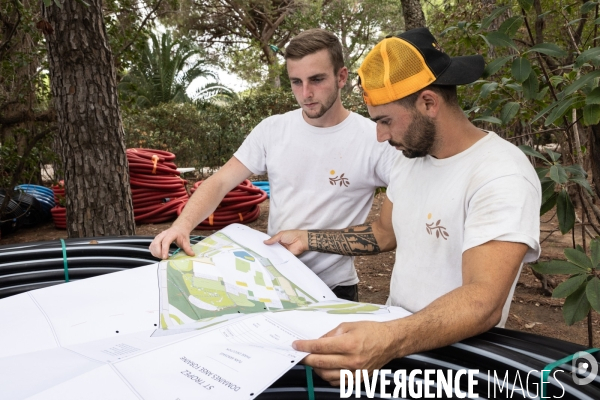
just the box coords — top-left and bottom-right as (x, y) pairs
(390, 112), (436, 159)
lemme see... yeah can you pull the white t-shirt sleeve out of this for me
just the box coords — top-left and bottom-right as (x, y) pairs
(374, 145), (399, 187)
(463, 174), (541, 262)
(233, 119), (269, 175)
(385, 154), (405, 203)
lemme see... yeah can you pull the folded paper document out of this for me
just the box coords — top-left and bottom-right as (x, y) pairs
(0, 224), (410, 399)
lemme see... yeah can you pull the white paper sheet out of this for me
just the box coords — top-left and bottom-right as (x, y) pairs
(114, 314), (307, 399)
(157, 224), (337, 335)
(0, 225), (411, 399)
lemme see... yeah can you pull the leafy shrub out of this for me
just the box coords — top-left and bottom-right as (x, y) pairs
(122, 90), (292, 172)
(0, 129), (58, 188)
(122, 87), (368, 173)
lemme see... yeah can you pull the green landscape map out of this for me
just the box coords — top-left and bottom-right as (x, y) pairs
(160, 232), (320, 329)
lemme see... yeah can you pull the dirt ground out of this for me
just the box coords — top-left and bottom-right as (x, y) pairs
(2, 192), (598, 348)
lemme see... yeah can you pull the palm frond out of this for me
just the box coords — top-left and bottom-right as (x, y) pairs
(119, 30), (227, 108)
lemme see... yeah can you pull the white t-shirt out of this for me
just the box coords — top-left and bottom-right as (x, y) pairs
(386, 131), (541, 327)
(234, 109), (398, 288)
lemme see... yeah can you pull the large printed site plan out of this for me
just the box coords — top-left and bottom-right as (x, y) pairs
(159, 230), (319, 331)
(0, 224), (410, 399)
(158, 228), (386, 334)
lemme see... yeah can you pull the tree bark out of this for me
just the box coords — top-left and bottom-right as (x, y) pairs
(42, 0), (135, 237)
(400, 0), (426, 31)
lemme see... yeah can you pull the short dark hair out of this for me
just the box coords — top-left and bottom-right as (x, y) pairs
(284, 29), (344, 73)
(395, 85), (459, 109)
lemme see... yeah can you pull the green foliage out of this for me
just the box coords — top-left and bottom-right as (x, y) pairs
(0, 132), (59, 189)
(532, 238), (600, 325)
(42, 0), (90, 8)
(0, 2), (58, 196)
(525, 43), (568, 58)
(430, 1), (600, 134)
(519, 144), (591, 233)
(1, 1), (183, 197)
(122, 87), (367, 171)
(500, 102), (520, 124)
(563, 285), (592, 326)
(169, 0), (403, 87)
(42, 0), (63, 7)
(123, 102), (229, 171)
(122, 89), (296, 170)
(552, 274), (588, 298)
(556, 189), (575, 233)
(511, 57), (531, 83)
(103, 0), (177, 72)
(119, 31), (231, 109)
(314, 0), (404, 72)
(533, 260), (587, 275)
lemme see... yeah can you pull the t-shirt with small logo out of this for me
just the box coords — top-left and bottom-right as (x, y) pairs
(235, 109), (398, 288)
(386, 131), (541, 327)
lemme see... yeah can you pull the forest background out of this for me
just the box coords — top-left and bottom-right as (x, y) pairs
(1, 0), (600, 342)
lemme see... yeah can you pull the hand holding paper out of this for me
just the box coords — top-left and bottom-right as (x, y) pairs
(264, 229), (308, 255)
(293, 320), (399, 386)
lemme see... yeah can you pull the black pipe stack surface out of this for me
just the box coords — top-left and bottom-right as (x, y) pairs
(0, 236), (204, 298)
(1, 237), (599, 399)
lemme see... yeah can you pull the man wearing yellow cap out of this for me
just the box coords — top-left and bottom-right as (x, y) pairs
(266, 27), (541, 385)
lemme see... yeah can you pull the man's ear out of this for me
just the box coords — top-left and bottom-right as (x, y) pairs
(337, 66), (348, 89)
(418, 90), (440, 117)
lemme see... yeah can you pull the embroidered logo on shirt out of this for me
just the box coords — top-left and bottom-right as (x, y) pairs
(329, 170), (350, 187)
(426, 213), (449, 240)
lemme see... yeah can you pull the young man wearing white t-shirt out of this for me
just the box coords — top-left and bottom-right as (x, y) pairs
(266, 27), (541, 385)
(149, 29), (398, 301)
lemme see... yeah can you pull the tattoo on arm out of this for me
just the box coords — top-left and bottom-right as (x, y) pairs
(307, 225), (381, 256)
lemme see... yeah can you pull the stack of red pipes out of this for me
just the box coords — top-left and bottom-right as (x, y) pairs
(48, 150), (267, 230)
(50, 181), (66, 229)
(177, 179), (267, 230)
(127, 148), (189, 224)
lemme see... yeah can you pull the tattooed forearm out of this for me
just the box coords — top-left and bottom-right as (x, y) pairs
(307, 225), (381, 256)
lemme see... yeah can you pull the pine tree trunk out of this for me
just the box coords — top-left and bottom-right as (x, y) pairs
(400, 0), (427, 31)
(42, 0), (135, 237)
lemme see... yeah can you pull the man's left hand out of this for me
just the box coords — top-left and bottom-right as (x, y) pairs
(292, 321), (398, 386)
(264, 229), (308, 255)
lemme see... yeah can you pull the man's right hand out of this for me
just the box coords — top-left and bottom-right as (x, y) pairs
(264, 230), (308, 256)
(148, 156), (253, 260)
(149, 226), (195, 259)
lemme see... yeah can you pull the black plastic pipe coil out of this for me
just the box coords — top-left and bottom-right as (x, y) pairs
(1, 237), (599, 399)
(0, 236), (204, 298)
(260, 328), (600, 399)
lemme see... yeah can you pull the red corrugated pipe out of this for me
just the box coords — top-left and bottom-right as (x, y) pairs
(51, 181), (66, 229)
(49, 150), (267, 230)
(176, 179), (267, 230)
(127, 148), (189, 224)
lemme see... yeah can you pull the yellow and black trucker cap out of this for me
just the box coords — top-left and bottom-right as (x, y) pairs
(357, 27), (485, 106)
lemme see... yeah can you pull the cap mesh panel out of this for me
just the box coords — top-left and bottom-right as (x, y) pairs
(387, 41), (425, 84)
(358, 37), (436, 105)
(361, 42), (385, 90)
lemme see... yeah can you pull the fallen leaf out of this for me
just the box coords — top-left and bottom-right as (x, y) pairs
(525, 322), (541, 329)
